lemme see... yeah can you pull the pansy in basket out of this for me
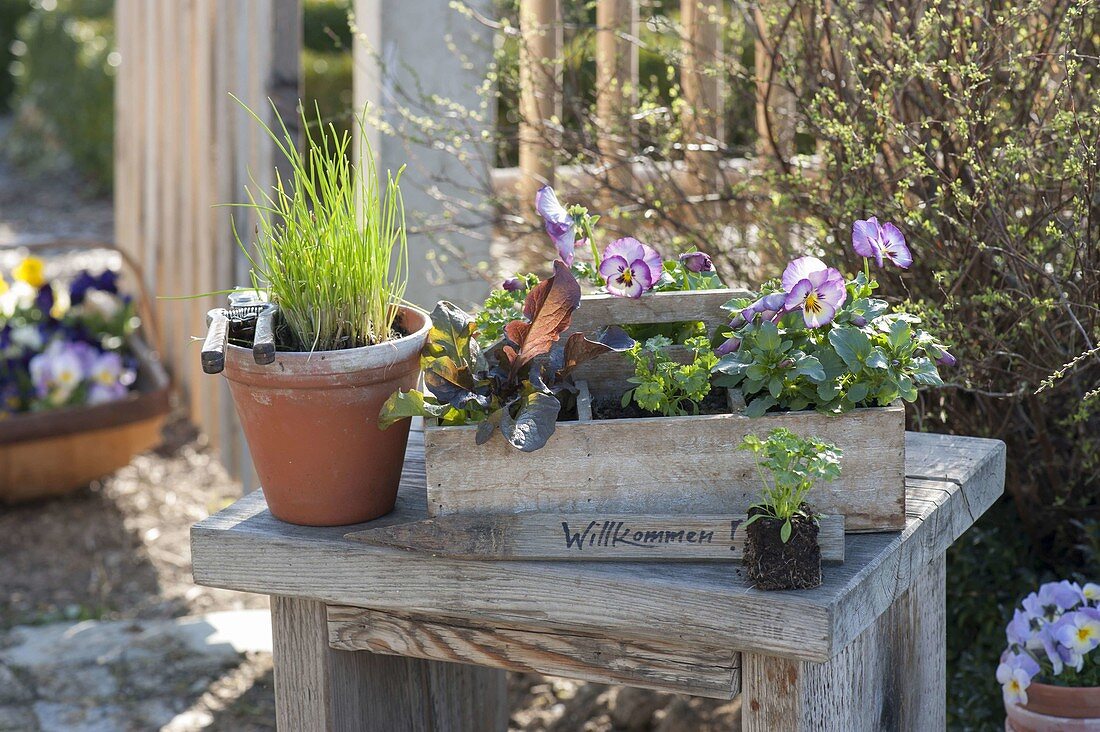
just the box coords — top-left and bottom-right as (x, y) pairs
(1, 256), (138, 417)
(711, 218), (954, 416)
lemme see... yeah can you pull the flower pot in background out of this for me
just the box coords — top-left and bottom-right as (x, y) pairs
(1006, 683), (1100, 730)
(223, 306), (430, 527)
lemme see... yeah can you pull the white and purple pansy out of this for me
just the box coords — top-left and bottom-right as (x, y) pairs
(997, 650), (1040, 706)
(535, 185), (576, 266)
(781, 257), (847, 328)
(852, 216), (913, 269)
(598, 237), (663, 299)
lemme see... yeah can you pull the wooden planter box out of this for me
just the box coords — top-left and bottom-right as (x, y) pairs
(0, 335), (171, 503)
(424, 289), (906, 532)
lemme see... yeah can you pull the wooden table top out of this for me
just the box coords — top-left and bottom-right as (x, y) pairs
(191, 430), (1004, 663)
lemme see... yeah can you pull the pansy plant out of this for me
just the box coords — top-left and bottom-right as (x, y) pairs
(712, 218), (953, 417)
(380, 262), (633, 452)
(998, 580), (1100, 705)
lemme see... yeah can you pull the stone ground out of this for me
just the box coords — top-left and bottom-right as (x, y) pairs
(0, 122), (742, 730)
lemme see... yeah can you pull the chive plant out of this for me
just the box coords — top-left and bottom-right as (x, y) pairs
(232, 99), (408, 352)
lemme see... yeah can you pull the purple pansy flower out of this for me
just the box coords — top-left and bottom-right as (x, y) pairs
(95, 269), (118, 294)
(1054, 610), (1100, 658)
(501, 277), (525, 292)
(679, 251), (713, 273)
(1006, 608), (1033, 647)
(535, 186), (576, 266)
(29, 340), (87, 400)
(740, 292), (789, 323)
(781, 256), (829, 293)
(852, 217), (913, 269)
(69, 271), (98, 306)
(598, 237), (662, 299)
(784, 268), (847, 328)
(715, 337), (741, 356)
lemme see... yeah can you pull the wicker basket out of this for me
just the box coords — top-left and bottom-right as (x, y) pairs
(0, 240), (171, 503)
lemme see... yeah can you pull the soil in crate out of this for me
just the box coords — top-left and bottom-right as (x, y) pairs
(743, 507), (822, 591)
(591, 389), (730, 420)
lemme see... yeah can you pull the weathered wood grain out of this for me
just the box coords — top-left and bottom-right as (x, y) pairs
(425, 403), (906, 532)
(272, 596), (508, 732)
(190, 430), (1004, 663)
(568, 288), (744, 335)
(741, 556), (945, 731)
(345, 512), (846, 562)
(327, 607), (740, 698)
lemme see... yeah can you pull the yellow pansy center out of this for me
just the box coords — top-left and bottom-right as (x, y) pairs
(1077, 626), (1096, 643)
(13, 257), (46, 288)
(618, 268), (634, 286)
(804, 292), (822, 314)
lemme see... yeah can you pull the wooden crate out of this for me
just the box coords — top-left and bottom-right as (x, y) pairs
(424, 289), (907, 532)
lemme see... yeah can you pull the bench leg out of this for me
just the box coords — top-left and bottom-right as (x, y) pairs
(740, 555), (946, 731)
(271, 596), (509, 731)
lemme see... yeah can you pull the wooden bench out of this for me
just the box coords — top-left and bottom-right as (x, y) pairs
(190, 428), (1005, 731)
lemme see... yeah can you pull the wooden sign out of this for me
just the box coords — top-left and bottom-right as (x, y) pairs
(346, 513), (845, 562)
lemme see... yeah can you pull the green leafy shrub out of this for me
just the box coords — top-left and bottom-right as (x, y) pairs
(624, 335), (717, 417)
(744, 2), (1100, 725)
(0, 0), (33, 110)
(7, 0), (115, 190)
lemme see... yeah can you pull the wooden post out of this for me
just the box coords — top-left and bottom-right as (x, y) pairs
(518, 0), (561, 215)
(272, 596), (508, 731)
(681, 0), (723, 196)
(352, 0), (497, 310)
(741, 556), (947, 730)
(595, 0), (638, 204)
(114, 0), (302, 487)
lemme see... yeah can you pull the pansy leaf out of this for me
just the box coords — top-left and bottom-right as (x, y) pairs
(768, 376), (783, 399)
(865, 348), (889, 370)
(744, 394), (777, 417)
(500, 391), (561, 452)
(846, 381), (870, 405)
(503, 260), (582, 378)
(817, 381), (840, 402)
(887, 320), (912, 351)
(828, 327), (871, 371)
(780, 519), (792, 543)
(796, 355), (826, 382)
(756, 321), (782, 352)
(912, 358), (944, 386)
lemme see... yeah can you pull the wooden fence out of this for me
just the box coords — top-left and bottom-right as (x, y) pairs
(509, 0), (796, 203)
(114, 0), (300, 482)
(113, 0), (791, 485)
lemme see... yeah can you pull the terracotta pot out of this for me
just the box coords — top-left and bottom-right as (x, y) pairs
(223, 306), (430, 526)
(1005, 683), (1100, 731)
